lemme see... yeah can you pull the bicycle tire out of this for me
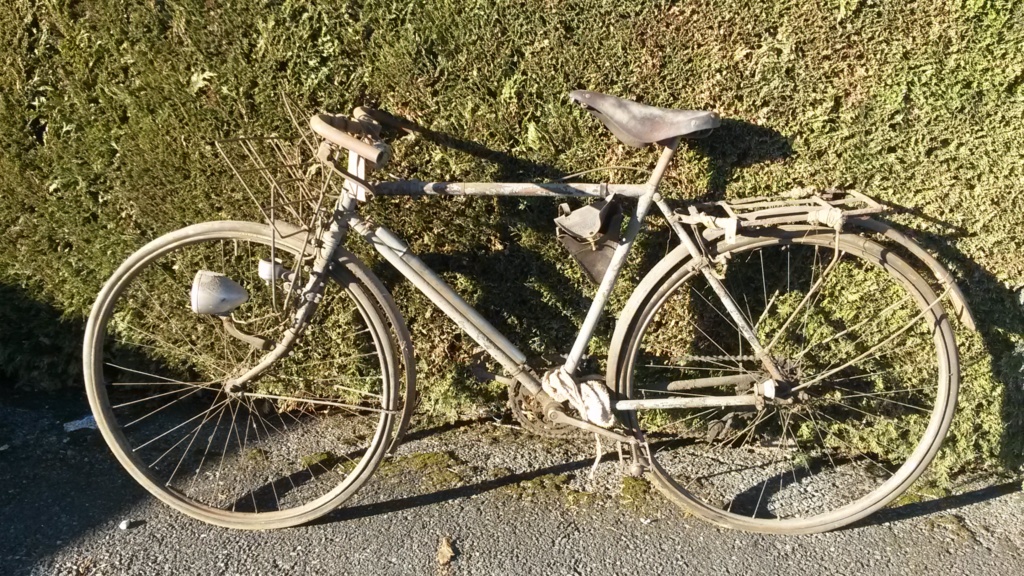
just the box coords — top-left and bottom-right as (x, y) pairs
(83, 221), (412, 529)
(608, 228), (958, 533)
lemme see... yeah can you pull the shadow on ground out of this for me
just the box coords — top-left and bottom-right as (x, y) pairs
(320, 446), (610, 525)
(851, 481), (1022, 530)
(0, 285), (133, 575)
(321, 430), (1021, 530)
(0, 388), (143, 576)
(0, 283), (84, 393)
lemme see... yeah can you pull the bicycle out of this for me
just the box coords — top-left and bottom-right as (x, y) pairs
(82, 90), (974, 534)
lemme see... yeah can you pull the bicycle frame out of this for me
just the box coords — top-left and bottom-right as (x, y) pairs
(328, 137), (784, 407)
(83, 104), (970, 532)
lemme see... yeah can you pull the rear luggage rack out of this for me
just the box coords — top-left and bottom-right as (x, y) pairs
(675, 188), (886, 243)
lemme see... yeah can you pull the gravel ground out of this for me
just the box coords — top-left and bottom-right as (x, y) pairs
(1, 391), (1022, 575)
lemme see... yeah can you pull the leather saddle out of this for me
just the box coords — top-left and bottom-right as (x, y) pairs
(569, 90), (720, 147)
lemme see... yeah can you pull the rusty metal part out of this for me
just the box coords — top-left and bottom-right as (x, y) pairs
(666, 373), (759, 391)
(616, 395), (761, 410)
(545, 409), (637, 444)
(681, 188), (885, 241)
(350, 107), (383, 137)
(219, 316), (274, 351)
(697, 211), (977, 332)
(309, 114), (386, 165)
(508, 380), (578, 438)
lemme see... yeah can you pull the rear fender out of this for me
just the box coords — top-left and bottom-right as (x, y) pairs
(847, 218), (976, 331)
(698, 218), (976, 331)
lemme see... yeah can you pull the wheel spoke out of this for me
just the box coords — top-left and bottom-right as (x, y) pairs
(134, 396), (231, 451)
(84, 224), (402, 527)
(241, 391), (389, 414)
(764, 249), (842, 354)
(621, 234), (954, 530)
(113, 384), (218, 408)
(163, 388), (228, 478)
(793, 288), (948, 392)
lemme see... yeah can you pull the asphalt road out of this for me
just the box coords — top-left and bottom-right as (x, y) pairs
(2, 391), (1021, 576)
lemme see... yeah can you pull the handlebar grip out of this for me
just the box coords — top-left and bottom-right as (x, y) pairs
(309, 114), (384, 164)
(353, 107), (415, 133)
(351, 107), (383, 137)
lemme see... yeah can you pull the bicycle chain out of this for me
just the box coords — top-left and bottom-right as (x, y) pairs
(509, 356), (760, 437)
(671, 354), (760, 364)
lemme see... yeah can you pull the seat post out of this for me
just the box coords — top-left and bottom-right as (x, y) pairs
(646, 138), (680, 190)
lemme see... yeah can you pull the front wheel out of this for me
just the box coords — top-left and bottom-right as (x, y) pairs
(83, 221), (411, 529)
(608, 229), (959, 533)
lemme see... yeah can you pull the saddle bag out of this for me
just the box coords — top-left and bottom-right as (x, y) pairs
(554, 196), (623, 284)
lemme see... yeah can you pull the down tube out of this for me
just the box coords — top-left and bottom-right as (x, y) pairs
(348, 217), (544, 394)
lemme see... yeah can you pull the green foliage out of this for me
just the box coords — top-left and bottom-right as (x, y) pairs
(299, 450), (333, 469)
(0, 284), (82, 390)
(379, 451), (466, 488)
(1, 0), (1022, 474)
(619, 475), (653, 513)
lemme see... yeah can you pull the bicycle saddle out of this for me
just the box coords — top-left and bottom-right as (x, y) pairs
(569, 90), (720, 147)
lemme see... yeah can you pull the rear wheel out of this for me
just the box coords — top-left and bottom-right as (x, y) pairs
(609, 229), (958, 533)
(84, 221), (410, 529)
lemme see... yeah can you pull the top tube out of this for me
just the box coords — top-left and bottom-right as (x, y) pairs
(372, 181), (649, 198)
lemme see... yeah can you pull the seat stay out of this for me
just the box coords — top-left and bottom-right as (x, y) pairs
(652, 198), (790, 384)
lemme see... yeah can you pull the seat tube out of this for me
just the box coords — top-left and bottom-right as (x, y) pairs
(561, 139), (680, 375)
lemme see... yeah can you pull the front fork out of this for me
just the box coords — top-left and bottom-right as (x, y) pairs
(224, 198), (353, 393)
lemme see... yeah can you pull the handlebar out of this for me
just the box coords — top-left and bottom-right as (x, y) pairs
(309, 113), (387, 165)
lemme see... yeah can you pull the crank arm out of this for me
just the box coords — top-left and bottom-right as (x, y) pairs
(546, 410), (638, 444)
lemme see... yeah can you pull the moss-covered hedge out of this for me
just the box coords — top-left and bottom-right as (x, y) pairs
(1, 0), (1022, 474)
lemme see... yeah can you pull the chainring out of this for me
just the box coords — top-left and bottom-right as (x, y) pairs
(507, 380), (579, 438)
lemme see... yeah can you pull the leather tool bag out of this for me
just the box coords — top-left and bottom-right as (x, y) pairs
(554, 196), (623, 284)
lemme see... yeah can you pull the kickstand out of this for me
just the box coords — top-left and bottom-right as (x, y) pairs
(616, 441), (626, 475)
(588, 433), (603, 480)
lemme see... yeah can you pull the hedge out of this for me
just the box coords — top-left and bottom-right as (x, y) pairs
(1, 0), (1021, 477)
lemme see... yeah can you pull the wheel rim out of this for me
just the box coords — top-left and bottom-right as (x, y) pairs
(85, 225), (395, 527)
(618, 234), (955, 531)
